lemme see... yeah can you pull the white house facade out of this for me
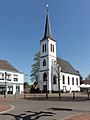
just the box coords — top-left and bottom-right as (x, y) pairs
(39, 8), (80, 93)
(0, 60), (24, 94)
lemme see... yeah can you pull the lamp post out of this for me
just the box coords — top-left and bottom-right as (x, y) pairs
(57, 64), (61, 99)
(52, 61), (61, 99)
(4, 72), (7, 98)
(45, 73), (48, 99)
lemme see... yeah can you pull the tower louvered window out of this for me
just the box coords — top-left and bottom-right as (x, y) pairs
(45, 44), (46, 52)
(50, 44), (52, 52)
(53, 45), (54, 52)
(42, 44), (46, 53)
(42, 45), (44, 53)
(50, 44), (54, 52)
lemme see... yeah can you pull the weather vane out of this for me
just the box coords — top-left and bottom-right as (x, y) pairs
(46, 4), (48, 13)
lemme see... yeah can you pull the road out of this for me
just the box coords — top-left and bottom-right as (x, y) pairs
(0, 94), (90, 120)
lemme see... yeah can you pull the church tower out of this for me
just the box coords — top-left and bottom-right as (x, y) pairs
(39, 5), (56, 93)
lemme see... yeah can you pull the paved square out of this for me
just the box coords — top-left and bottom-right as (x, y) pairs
(0, 93), (90, 120)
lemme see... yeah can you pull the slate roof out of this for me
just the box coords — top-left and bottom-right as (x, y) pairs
(40, 13), (56, 42)
(0, 60), (19, 72)
(84, 80), (90, 84)
(44, 14), (52, 38)
(57, 58), (80, 76)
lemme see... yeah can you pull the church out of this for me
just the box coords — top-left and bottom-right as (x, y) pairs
(38, 7), (80, 93)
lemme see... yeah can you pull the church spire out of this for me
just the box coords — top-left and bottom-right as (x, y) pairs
(44, 5), (52, 38)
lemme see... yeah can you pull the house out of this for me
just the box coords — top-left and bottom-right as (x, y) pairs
(0, 60), (24, 94)
(38, 6), (80, 93)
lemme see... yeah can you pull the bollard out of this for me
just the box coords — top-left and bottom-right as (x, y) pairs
(72, 91), (75, 100)
(24, 93), (26, 99)
(14, 92), (16, 99)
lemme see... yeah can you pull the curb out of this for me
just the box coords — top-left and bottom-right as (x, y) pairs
(0, 105), (14, 114)
(64, 113), (84, 120)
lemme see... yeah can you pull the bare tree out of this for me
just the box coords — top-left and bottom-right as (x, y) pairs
(51, 58), (62, 99)
(51, 57), (67, 99)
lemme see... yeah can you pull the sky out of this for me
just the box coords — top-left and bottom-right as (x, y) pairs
(0, 0), (90, 83)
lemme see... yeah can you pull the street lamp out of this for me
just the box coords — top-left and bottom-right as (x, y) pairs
(57, 64), (61, 99)
(45, 73), (48, 99)
(4, 72), (7, 98)
(25, 74), (29, 83)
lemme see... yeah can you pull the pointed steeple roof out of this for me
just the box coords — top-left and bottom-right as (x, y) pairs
(40, 5), (56, 42)
(44, 13), (52, 38)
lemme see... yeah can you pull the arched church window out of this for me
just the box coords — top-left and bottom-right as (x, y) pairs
(53, 75), (57, 84)
(76, 78), (78, 85)
(43, 72), (47, 81)
(72, 77), (74, 85)
(62, 75), (65, 84)
(68, 76), (70, 85)
(43, 59), (46, 66)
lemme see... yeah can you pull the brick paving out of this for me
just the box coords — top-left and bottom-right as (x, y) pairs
(0, 104), (12, 113)
(65, 112), (90, 120)
(25, 93), (90, 120)
(0, 93), (90, 119)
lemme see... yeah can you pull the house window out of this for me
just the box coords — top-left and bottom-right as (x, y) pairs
(76, 78), (78, 85)
(14, 78), (18, 81)
(16, 86), (20, 94)
(62, 75), (65, 84)
(7, 86), (13, 94)
(53, 75), (57, 84)
(0, 73), (4, 80)
(72, 77), (74, 85)
(2, 74), (4, 79)
(43, 59), (46, 66)
(7, 74), (11, 81)
(13, 74), (18, 82)
(68, 76), (70, 85)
